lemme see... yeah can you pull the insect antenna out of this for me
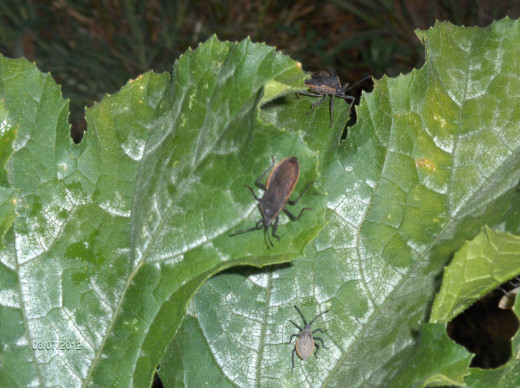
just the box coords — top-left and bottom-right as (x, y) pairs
(341, 75), (372, 94)
(309, 310), (329, 326)
(264, 226), (274, 248)
(293, 305), (307, 326)
(230, 219), (264, 237)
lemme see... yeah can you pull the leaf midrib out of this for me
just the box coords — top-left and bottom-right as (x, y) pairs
(82, 55), (297, 386)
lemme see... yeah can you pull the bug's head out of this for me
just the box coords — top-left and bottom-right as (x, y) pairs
(257, 217), (278, 248)
(263, 208), (275, 223)
(259, 203), (275, 226)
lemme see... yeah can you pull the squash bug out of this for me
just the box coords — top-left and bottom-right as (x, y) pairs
(299, 71), (371, 127)
(286, 305), (329, 370)
(499, 287), (518, 309)
(230, 156), (314, 247)
(498, 277), (520, 309)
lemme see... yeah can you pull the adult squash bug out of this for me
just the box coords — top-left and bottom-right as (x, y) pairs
(230, 156), (314, 247)
(299, 71), (371, 127)
(286, 305), (329, 370)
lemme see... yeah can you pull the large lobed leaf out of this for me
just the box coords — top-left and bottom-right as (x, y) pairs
(430, 227), (520, 387)
(432, 227), (520, 323)
(163, 18), (520, 388)
(1, 18), (520, 388)
(0, 37), (326, 387)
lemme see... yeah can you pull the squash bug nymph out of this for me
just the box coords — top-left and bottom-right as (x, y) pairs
(299, 71), (371, 127)
(231, 156), (314, 247)
(286, 305), (329, 370)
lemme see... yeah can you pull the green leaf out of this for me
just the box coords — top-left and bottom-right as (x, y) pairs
(465, 367), (520, 388)
(0, 99), (17, 185)
(385, 323), (472, 387)
(0, 37), (325, 387)
(163, 19), (520, 387)
(431, 227), (520, 323)
(0, 99), (17, 246)
(499, 189), (520, 235)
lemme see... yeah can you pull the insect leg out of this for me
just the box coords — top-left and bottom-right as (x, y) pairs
(244, 185), (261, 201)
(314, 342), (320, 358)
(289, 320), (303, 331)
(272, 217), (280, 242)
(283, 207), (312, 221)
(329, 95), (334, 127)
(298, 91), (322, 98)
(341, 94), (355, 104)
(265, 225), (274, 247)
(312, 328), (326, 334)
(296, 91), (323, 101)
(255, 155), (275, 190)
(313, 336), (328, 350)
(287, 181), (315, 205)
(291, 347), (296, 370)
(338, 84), (355, 104)
(293, 305), (307, 326)
(286, 333), (300, 344)
(308, 95), (327, 113)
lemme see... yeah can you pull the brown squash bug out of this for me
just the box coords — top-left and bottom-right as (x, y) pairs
(299, 71), (371, 127)
(230, 156), (314, 247)
(286, 305), (329, 370)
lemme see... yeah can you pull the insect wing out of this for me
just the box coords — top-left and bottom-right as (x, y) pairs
(305, 71), (330, 86)
(261, 157), (300, 220)
(266, 157), (300, 201)
(321, 74), (342, 90)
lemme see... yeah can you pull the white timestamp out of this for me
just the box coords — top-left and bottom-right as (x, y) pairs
(32, 339), (83, 351)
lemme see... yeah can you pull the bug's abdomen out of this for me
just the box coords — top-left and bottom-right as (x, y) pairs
(295, 337), (314, 360)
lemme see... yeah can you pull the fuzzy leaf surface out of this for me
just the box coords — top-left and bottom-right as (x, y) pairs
(0, 37), (324, 387)
(163, 19), (520, 388)
(431, 227), (520, 323)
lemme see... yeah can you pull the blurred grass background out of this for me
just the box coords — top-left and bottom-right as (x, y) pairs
(1, 1), (519, 141)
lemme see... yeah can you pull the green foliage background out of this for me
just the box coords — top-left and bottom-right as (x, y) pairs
(1, 17), (520, 388)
